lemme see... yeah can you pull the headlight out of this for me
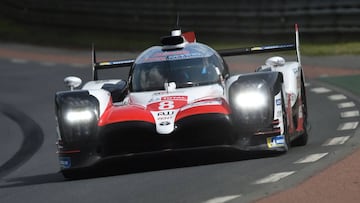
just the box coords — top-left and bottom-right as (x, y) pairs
(229, 76), (275, 127)
(234, 91), (267, 110)
(65, 109), (96, 123)
(233, 82), (268, 110)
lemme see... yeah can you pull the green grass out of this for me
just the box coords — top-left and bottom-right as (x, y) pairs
(319, 75), (360, 95)
(301, 42), (360, 56)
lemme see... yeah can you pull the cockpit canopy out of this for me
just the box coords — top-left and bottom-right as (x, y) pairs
(130, 43), (228, 92)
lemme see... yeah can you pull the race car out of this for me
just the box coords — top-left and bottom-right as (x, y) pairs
(55, 25), (308, 178)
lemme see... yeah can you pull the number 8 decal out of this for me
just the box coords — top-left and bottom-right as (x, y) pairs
(159, 101), (174, 110)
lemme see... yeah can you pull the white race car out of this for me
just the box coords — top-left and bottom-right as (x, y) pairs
(55, 25), (308, 178)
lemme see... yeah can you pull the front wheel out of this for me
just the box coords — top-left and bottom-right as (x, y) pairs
(61, 168), (94, 180)
(291, 75), (308, 147)
(281, 89), (290, 152)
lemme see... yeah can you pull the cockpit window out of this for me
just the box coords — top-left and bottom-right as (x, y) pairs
(131, 55), (221, 92)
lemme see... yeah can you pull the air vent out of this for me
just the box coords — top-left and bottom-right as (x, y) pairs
(160, 35), (184, 46)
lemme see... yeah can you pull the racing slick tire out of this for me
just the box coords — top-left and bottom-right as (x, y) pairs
(61, 168), (94, 180)
(291, 73), (308, 146)
(61, 169), (79, 179)
(281, 89), (291, 152)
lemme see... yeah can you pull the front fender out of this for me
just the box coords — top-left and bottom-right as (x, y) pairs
(228, 72), (283, 130)
(55, 90), (100, 145)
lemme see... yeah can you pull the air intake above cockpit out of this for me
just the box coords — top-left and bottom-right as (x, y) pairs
(161, 29), (187, 50)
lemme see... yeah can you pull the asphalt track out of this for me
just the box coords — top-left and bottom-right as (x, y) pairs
(0, 44), (359, 203)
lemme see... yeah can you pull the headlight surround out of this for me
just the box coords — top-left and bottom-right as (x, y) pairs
(229, 79), (273, 127)
(56, 91), (100, 143)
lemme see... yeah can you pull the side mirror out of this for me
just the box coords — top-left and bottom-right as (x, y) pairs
(64, 76), (82, 91)
(265, 56), (286, 67)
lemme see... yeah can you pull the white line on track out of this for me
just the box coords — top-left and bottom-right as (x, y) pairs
(340, 110), (360, 118)
(323, 136), (351, 146)
(328, 94), (347, 101)
(337, 122), (359, 131)
(203, 195), (241, 203)
(338, 102), (356, 109)
(310, 87), (331, 94)
(253, 171), (295, 184)
(294, 153), (328, 164)
(11, 58), (28, 64)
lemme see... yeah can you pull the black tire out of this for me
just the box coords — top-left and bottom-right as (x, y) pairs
(61, 168), (93, 180)
(281, 89), (290, 151)
(61, 169), (81, 180)
(291, 74), (308, 147)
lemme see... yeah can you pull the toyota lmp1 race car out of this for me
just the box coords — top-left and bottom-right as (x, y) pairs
(55, 25), (308, 178)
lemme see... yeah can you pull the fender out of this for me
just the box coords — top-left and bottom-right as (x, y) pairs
(55, 90), (100, 144)
(228, 72), (283, 130)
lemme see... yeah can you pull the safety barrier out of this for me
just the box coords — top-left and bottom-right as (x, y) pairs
(1, 0), (359, 37)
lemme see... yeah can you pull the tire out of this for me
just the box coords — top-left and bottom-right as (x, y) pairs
(61, 168), (92, 180)
(281, 89), (290, 151)
(291, 74), (308, 147)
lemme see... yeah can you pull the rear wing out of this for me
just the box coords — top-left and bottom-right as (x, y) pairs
(92, 45), (134, 80)
(218, 24), (302, 65)
(92, 24), (301, 80)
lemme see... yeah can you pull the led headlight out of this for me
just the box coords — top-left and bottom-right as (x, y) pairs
(234, 91), (267, 110)
(65, 109), (96, 123)
(233, 82), (268, 110)
(229, 73), (280, 128)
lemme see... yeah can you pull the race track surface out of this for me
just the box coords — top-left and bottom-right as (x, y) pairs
(0, 44), (359, 203)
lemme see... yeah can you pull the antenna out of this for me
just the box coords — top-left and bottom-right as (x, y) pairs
(92, 43), (98, 80)
(176, 12), (180, 29)
(295, 24), (302, 66)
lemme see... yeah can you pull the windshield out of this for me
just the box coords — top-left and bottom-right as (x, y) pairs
(131, 56), (221, 92)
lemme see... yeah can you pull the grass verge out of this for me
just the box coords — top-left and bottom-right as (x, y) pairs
(318, 75), (360, 95)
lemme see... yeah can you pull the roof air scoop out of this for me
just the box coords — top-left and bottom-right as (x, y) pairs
(161, 29), (187, 50)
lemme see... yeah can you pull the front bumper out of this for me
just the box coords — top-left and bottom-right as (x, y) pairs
(58, 113), (286, 171)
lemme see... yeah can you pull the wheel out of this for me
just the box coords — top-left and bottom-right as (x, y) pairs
(280, 89), (290, 151)
(291, 74), (308, 146)
(61, 169), (78, 179)
(61, 168), (93, 180)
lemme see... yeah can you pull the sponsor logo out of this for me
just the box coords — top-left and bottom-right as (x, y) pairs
(167, 53), (202, 61)
(148, 97), (161, 103)
(153, 50), (189, 57)
(157, 116), (173, 121)
(293, 68), (299, 74)
(59, 157), (71, 169)
(267, 135), (285, 148)
(159, 121), (171, 126)
(161, 96), (188, 101)
(158, 111), (175, 116)
(276, 99), (282, 106)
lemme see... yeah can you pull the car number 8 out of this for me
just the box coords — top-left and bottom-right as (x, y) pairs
(159, 101), (174, 110)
